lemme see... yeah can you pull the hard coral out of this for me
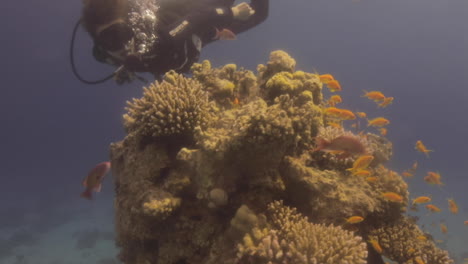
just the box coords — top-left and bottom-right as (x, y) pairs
(369, 216), (453, 264)
(191, 60), (259, 106)
(111, 50), (452, 264)
(257, 50), (297, 82)
(142, 196), (181, 218)
(280, 155), (384, 222)
(264, 70), (322, 103)
(123, 71), (212, 139)
(244, 94), (322, 152)
(237, 201), (368, 264)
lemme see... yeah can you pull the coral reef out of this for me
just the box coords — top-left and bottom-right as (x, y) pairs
(123, 71), (212, 140)
(237, 201), (368, 264)
(110, 50), (453, 264)
(368, 216), (452, 264)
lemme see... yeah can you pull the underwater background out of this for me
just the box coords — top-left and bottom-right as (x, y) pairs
(1, 0), (467, 263)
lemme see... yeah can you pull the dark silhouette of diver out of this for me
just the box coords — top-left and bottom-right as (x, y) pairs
(71, 0), (269, 84)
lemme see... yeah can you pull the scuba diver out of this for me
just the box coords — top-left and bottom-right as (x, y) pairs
(71, 0), (269, 84)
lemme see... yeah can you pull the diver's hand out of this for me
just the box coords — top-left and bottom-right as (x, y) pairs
(113, 66), (135, 84)
(232, 2), (255, 21)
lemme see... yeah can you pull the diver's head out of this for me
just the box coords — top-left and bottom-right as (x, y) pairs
(82, 0), (132, 51)
(95, 20), (133, 51)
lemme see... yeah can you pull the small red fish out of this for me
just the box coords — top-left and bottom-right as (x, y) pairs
(81, 161), (111, 200)
(213, 28), (236, 40)
(313, 135), (367, 158)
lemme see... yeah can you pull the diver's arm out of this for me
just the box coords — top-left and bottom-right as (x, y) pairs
(228, 0), (268, 34)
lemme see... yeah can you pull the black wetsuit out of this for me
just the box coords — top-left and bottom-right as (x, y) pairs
(93, 0), (269, 78)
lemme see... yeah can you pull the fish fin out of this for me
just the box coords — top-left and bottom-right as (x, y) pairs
(224, 29), (237, 40)
(212, 27), (220, 40)
(80, 190), (92, 200)
(95, 184), (102, 192)
(82, 178), (87, 187)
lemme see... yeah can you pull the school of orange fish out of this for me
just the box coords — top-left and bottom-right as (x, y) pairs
(319, 73), (466, 263)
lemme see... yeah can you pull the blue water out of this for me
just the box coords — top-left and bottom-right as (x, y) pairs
(1, 0), (467, 263)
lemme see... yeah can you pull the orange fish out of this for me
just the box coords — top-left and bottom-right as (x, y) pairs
(366, 176), (379, 183)
(326, 79), (342, 92)
(381, 192), (404, 203)
(407, 248), (416, 254)
(426, 204), (442, 212)
(448, 198), (458, 214)
(362, 90), (385, 102)
(416, 235), (427, 241)
(324, 107), (343, 117)
(368, 238), (383, 254)
(402, 170), (413, 177)
(213, 28), (236, 40)
(338, 109), (356, 120)
(324, 107), (355, 120)
(327, 95), (343, 106)
(412, 196), (431, 205)
(356, 112), (367, 118)
(232, 97), (240, 107)
(367, 117), (390, 127)
(379, 127), (387, 136)
(378, 97), (394, 108)
(319, 74), (335, 83)
(347, 155), (374, 172)
(411, 161), (418, 171)
(440, 223), (448, 234)
(346, 216), (364, 224)
(81, 161), (111, 200)
(464, 220), (468, 225)
(424, 171), (443, 185)
(415, 140), (433, 158)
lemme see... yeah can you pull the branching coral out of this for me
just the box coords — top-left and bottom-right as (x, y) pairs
(369, 216), (453, 264)
(123, 71), (212, 139)
(237, 201), (368, 264)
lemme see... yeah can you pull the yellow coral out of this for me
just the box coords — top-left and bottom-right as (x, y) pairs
(266, 72), (301, 94)
(214, 79), (235, 97)
(142, 197), (181, 218)
(123, 71), (212, 138)
(267, 50), (296, 73)
(370, 216), (453, 264)
(237, 201), (368, 264)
